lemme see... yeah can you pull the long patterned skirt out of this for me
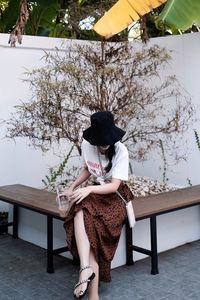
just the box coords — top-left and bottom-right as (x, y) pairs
(63, 183), (133, 282)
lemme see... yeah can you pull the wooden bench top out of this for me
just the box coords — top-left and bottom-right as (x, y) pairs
(0, 184), (200, 221)
(0, 184), (60, 218)
(133, 184), (200, 220)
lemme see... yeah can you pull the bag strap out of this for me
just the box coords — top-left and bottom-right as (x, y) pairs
(116, 190), (128, 205)
(97, 148), (128, 205)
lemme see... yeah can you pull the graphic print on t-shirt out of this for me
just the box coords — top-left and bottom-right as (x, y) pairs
(87, 160), (107, 178)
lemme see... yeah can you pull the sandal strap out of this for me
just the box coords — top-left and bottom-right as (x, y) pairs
(79, 265), (92, 273)
(74, 277), (92, 289)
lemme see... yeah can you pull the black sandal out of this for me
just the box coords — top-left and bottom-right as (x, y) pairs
(74, 265), (95, 299)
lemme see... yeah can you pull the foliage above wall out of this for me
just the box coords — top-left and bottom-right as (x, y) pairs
(1, 0), (117, 46)
(93, 0), (200, 40)
(1, 0), (199, 47)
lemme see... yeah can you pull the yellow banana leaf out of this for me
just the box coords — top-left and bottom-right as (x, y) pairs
(93, 0), (167, 38)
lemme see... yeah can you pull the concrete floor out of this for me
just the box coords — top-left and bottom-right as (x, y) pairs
(0, 235), (200, 300)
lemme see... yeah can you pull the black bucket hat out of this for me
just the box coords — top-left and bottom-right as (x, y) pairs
(83, 111), (125, 146)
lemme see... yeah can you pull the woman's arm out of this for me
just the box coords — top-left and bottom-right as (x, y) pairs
(90, 179), (121, 194)
(70, 178), (121, 204)
(70, 166), (91, 190)
(62, 166), (91, 197)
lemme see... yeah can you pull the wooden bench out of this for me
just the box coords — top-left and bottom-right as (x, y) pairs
(0, 184), (68, 273)
(0, 184), (200, 275)
(126, 184), (200, 275)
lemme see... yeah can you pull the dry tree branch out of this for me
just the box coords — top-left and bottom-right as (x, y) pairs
(8, 0), (29, 47)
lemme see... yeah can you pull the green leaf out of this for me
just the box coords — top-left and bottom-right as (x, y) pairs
(35, 0), (58, 7)
(194, 130), (200, 152)
(78, 0), (86, 5)
(25, 2), (59, 36)
(0, 0), (20, 32)
(158, 0), (200, 31)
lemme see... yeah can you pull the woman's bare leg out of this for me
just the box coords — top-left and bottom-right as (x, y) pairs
(88, 249), (99, 300)
(74, 209), (97, 298)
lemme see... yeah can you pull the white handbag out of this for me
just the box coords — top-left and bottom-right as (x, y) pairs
(116, 190), (135, 228)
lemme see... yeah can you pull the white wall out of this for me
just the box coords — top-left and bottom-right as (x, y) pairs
(132, 33), (200, 186)
(0, 32), (200, 268)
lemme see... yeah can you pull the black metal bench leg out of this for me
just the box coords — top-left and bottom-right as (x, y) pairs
(150, 216), (159, 275)
(125, 218), (134, 265)
(12, 204), (18, 238)
(47, 215), (54, 273)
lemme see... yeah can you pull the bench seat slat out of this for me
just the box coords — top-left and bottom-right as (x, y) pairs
(133, 184), (200, 219)
(1, 184), (200, 220)
(0, 184), (60, 218)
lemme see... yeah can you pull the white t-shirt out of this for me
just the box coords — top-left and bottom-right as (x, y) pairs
(81, 139), (129, 182)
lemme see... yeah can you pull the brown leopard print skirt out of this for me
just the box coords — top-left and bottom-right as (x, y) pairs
(63, 183), (133, 282)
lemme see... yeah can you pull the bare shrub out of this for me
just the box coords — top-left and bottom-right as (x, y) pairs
(5, 41), (193, 187)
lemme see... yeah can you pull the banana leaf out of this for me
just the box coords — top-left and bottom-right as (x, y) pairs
(93, 0), (167, 38)
(157, 0), (200, 31)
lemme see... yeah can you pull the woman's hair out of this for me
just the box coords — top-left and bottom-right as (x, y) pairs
(105, 144), (115, 173)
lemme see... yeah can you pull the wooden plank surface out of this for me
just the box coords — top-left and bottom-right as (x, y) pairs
(0, 184), (200, 221)
(133, 184), (200, 219)
(0, 184), (60, 218)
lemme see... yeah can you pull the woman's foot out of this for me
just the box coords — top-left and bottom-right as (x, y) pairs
(74, 265), (95, 299)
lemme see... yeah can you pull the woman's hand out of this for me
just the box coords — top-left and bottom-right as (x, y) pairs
(70, 186), (92, 204)
(60, 187), (74, 198)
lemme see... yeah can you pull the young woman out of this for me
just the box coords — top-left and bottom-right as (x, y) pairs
(62, 111), (133, 299)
